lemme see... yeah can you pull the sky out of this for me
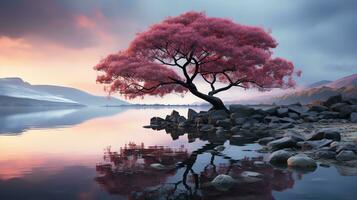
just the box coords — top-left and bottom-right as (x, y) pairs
(0, 0), (356, 104)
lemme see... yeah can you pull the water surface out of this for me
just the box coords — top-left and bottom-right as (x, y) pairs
(0, 107), (356, 200)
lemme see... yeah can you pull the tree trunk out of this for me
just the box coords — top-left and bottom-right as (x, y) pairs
(187, 84), (228, 111)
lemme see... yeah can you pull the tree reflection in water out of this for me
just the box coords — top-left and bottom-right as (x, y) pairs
(95, 141), (295, 200)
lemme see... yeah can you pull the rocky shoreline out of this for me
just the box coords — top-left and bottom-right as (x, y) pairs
(146, 94), (357, 173)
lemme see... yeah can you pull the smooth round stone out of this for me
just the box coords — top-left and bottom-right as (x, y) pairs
(287, 154), (317, 169)
(211, 174), (235, 191)
(268, 150), (293, 164)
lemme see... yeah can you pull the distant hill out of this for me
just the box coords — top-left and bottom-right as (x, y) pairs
(0, 77), (128, 106)
(307, 80), (332, 88)
(271, 73), (357, 105)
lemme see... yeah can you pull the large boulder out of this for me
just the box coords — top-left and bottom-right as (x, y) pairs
(268, 150), (293, 164)
(187, 108), (198, 121)
(229, 105), (256, 118)
(277, 107), (289, 117)
(336, 150), (357, 161)
(309, 105), (329, 112)
(287, 154), (317, 169)
(167, 110), (181, 123)
(216, 119), (232, 129)
(211, 174), (235, 191)
(318, 111), (340, 119)
(315, 150), (336, 159)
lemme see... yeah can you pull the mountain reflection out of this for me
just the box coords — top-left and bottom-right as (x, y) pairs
(0, 106), (127, 134)
(95, 142), (295, 200)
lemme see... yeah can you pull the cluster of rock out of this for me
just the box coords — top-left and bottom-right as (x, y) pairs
(148, 95), (356, 138)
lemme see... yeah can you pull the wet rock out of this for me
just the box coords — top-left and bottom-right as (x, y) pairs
(187, 108), (198, 120)
(315, 150), (336, 159)
(267, 137), (297, 150)
(351, 112), (357, 122)
(277, 123), (294, 130)
(150, 117), (166, 126)
(268, 150), (293, 164)
(324, 94), (342, 108)
(305, 130), (325, 141)
(336, 150), (357, 161)
(200, 124), (215, 132)
(211, 174), (235, 191)
(230, 125), (240, 132)
(241, 171), (263, 178)
(216, 119), (232, 128)
(253, 161), (267, 167)
(208, 110), (229, 124)
(297, 139), (333, 149)
(258, 137), (275, 145)
(178, 120), (192, 128)
(288, 105), (308, 115)
(150, 163), (167, 170)
(277, 107), (289, 117)
(279, 117), (296, 123)
(233, 117), (246, 125)
(284, 131), (305, 142)
(320, 128), (341, 141)
(309, 105), (329, 112)
(215, 127), (226, 135)
(266, 106), (278, 115)
(177, 116), (186, 123)
(319, 111), (340, 119)
(287, 154), (317, 169)
(168, 110), (180, 123)
(214, 145), (226, 152)
(229, 105), (256, 117)
(288, 112), (300, 120)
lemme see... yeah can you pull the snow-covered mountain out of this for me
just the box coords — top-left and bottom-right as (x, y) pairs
(0, 77), (128, 106)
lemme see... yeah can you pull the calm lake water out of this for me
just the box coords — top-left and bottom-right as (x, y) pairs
(0, 106), (357, 200)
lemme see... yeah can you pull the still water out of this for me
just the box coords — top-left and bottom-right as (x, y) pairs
(0, 107), (356, 200)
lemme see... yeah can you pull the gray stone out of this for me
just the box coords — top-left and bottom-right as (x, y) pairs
(230, 126), (240, 132)
(351, 112), (357, 123)
(241, 171), (263, 178)
(216, 119), (232, 128)
(319, 128), (341, 141)
(324, 95), (342, 108)
(336, 150), (357, 161)
(253, 161), (267, 167)
(266, 106), (278, 115)
(200, 124), (215, 132)
(208, 110), (229, 124)
(150, 163), (167, 170)
(279, 117), (296, 123)
(178, 120), (192, 128)
(319, 111), (340, 119)
(267, 137), (297, 150)
(309, 105), (329, 112)
(288, 112), (300, 120)
(258, 137), (275, 145)
(315, 150), (336, 159)
(277, 123), (294, 130)
(150, 117), (165, 126)
(297, 139), (333, 149)
(268, 150), (293, 164)
(211, 174), (235, 191)
(288, 105), (309, 115)
(305, 130), (325, 141)
(277, 107), (289, 117)
(284, 131), (305, 142)
(330, 103), (349, 112)
(187, 108), (198, 120)
(233, 117), (246, 125)
(229, 105), (256, 117)
(287, 154), (317, 169)
(214, 145), (226, 152)
(168, 110), (180, 122)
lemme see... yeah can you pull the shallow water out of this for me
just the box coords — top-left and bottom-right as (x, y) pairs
(0, 106), (356, 200)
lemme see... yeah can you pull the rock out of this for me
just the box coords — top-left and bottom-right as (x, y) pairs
(288, 105), (309, 115)
(288, 112), (300, 120)
(268, 150), (293, 164)
(330, 102), (349, 112)
(309, 105), (329, 112)
(277, 107), (289, 117)
(336, 150), (357, 161)
(208, 110), (229, 124)
(267, 137), (297, 150)
(324, 95), (342, 108)
(277, 123), (294, 130)
(297, 139), (333, 149)
(304, 115), (319, 122)
(284, 131), (305, 142)
(315, 150), (336, 159)
(233, 117), (246, 125)
(216, 127), (226, 135)
(305, 130), (325, 141)
(150, 117), (165, 126)
(279, 117), (296, 123)
(230, 126), (240, 132)
(241, 171), (263, 178)
(177, 116), (186, 123)
(150, 163), (167, 170)
(216, 119), (232, 128)
(214, 145), (225, 152)
(168, 110), (180, 123)
(319, 128), (341, 141)
(200, 124), (215, 132)
(266, 106), (278, 115)
(319, 111), (340, 119)
(229, 105), (256, 117)
(287, 154), (317, 169)
(187, 108), (198, 120)
(253, 161), (266, 167)
(178, 120), (192, 128)
(351, 112), (357, 122)
(258, 137), (275, 145)
(211, 174), (235, 191)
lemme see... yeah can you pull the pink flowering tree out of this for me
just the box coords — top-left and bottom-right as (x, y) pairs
(95, 12), (300, 111)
